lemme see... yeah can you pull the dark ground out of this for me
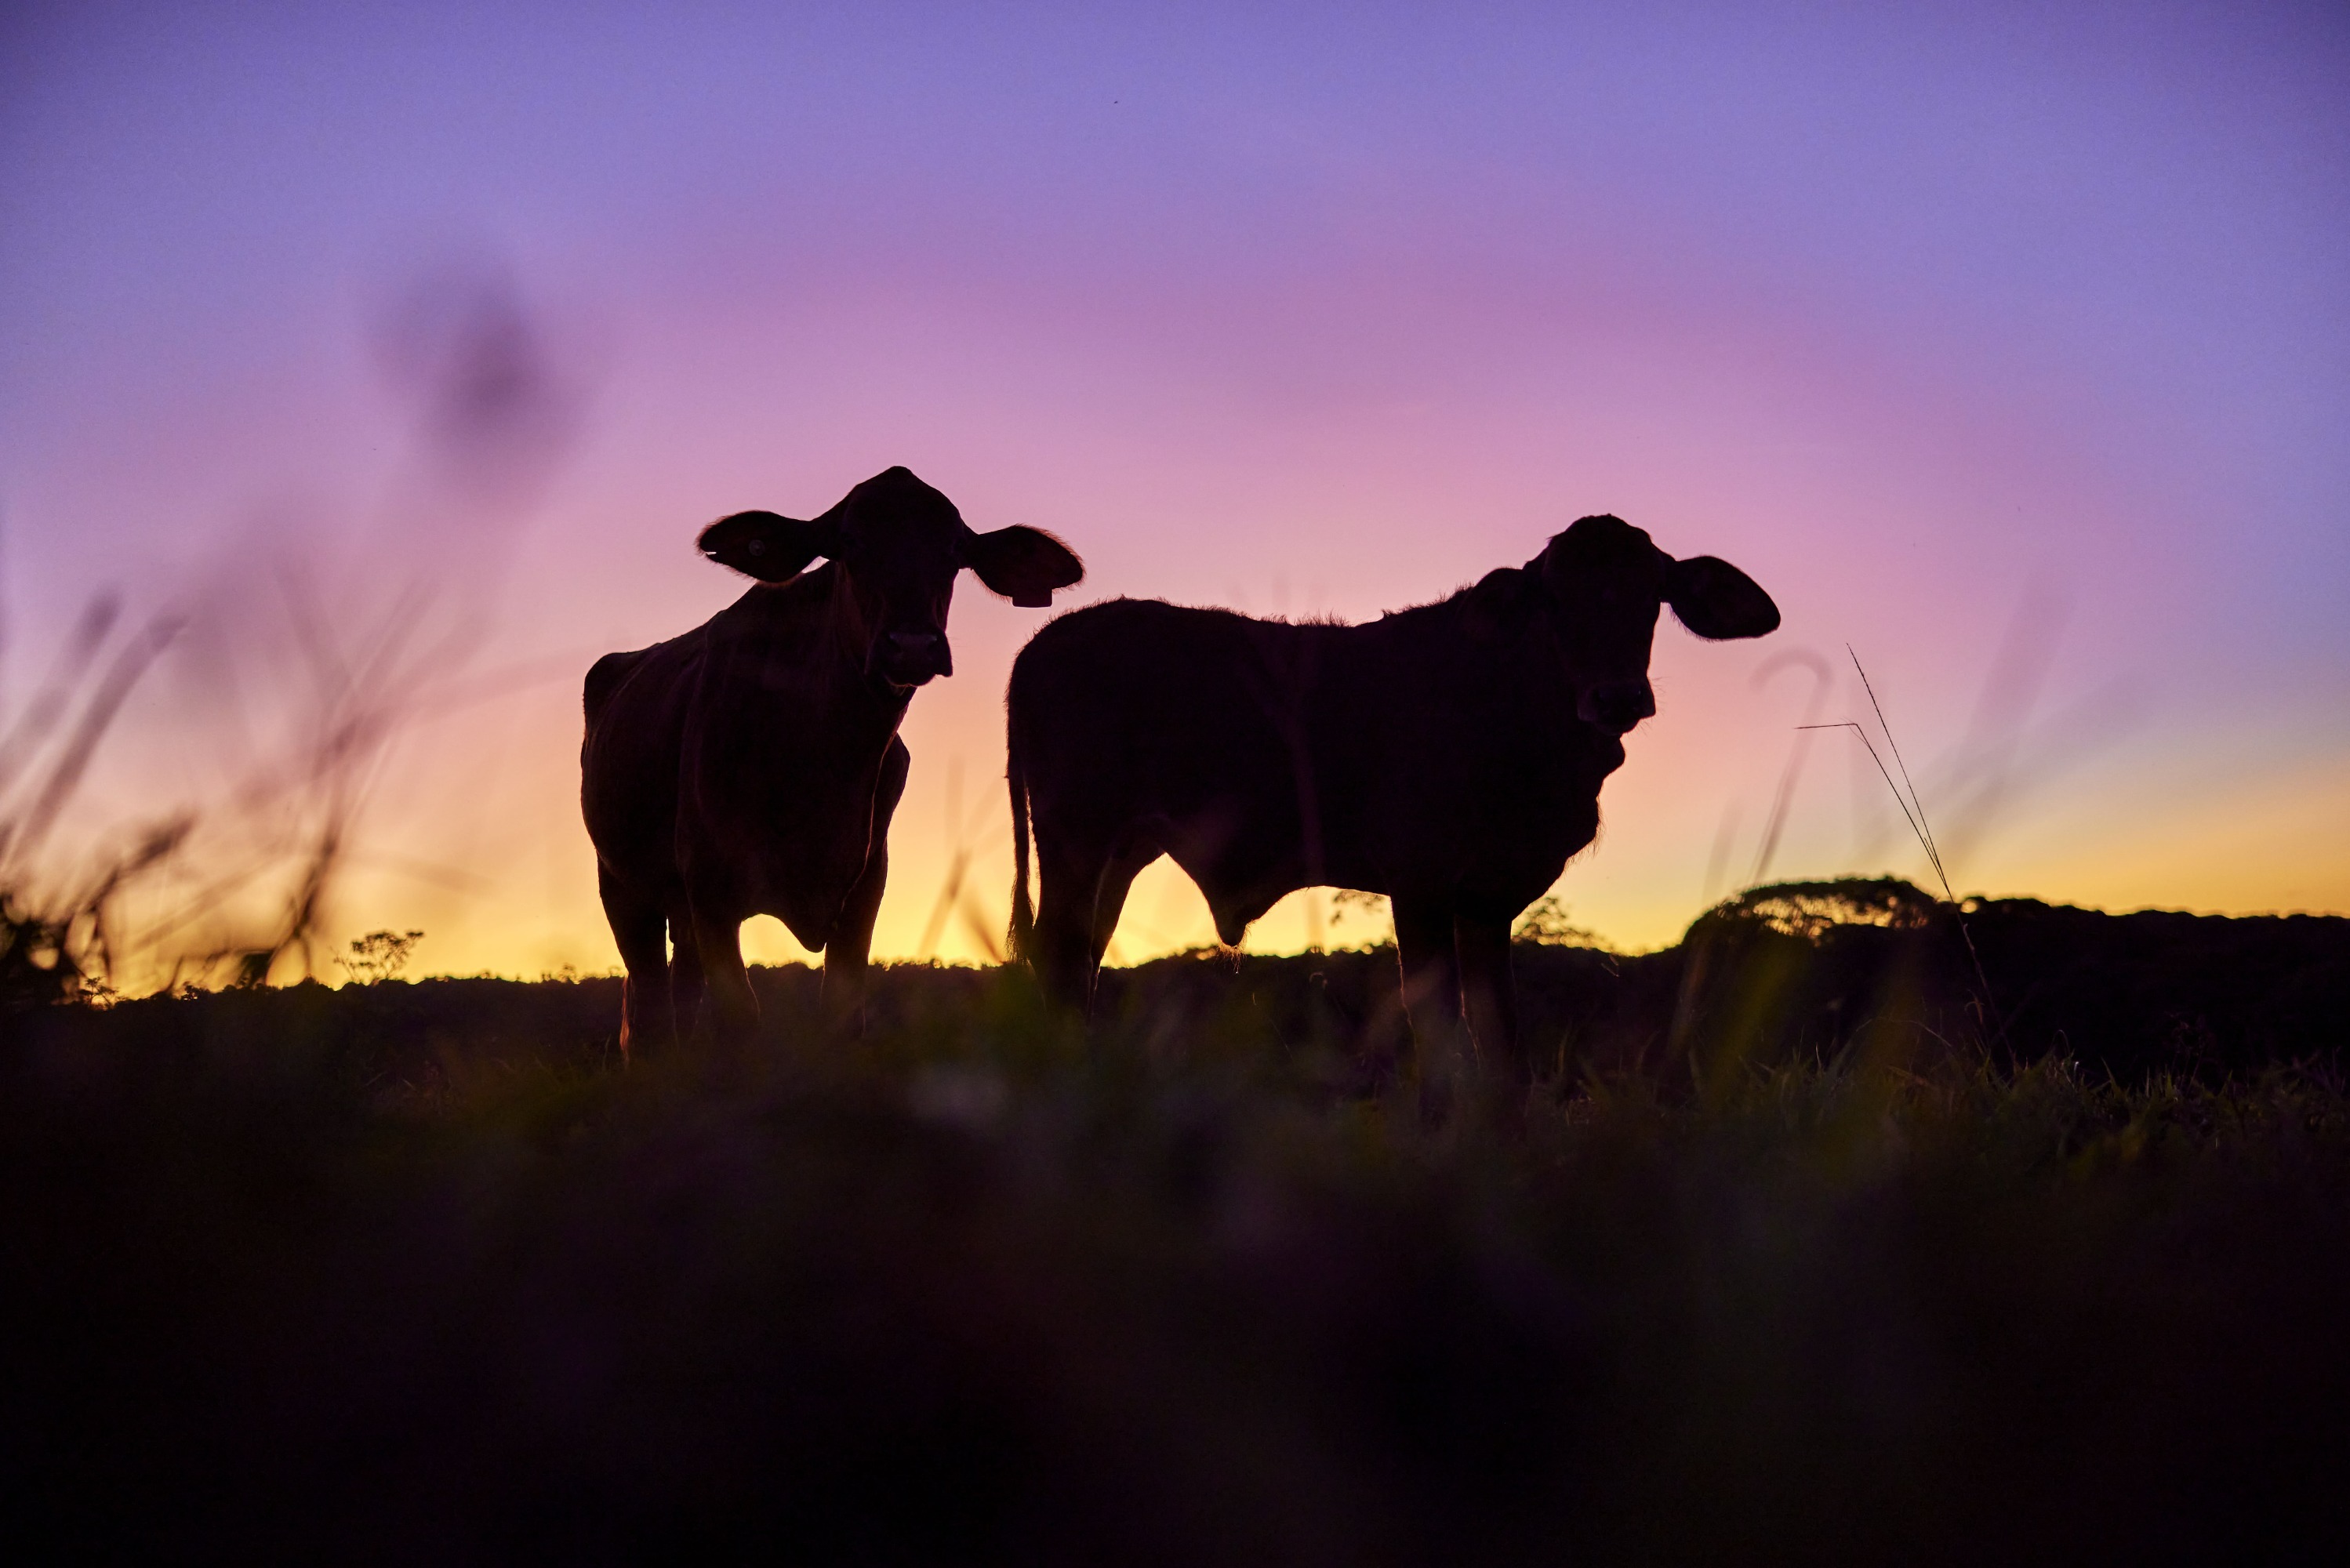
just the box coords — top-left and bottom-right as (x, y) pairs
(5, 883), (2348, 1563)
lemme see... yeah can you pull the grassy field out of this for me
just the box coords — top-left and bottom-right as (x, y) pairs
(6, 893), (2350, 1563)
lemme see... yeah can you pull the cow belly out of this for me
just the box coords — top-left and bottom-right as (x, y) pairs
(1154, 787), (1585, 939)
(1148, 801), (1318, 941)
(675, 803), (870, 947)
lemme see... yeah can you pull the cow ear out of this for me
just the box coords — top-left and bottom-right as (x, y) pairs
(964, 524), (1084, 609)
(697, 510), (836, 581)
(1665, 555), (1780, 640)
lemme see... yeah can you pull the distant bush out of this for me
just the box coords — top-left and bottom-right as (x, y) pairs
(336, 928), (426, 986)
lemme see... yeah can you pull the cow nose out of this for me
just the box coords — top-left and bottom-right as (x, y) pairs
(1581, 679), (1655, 734)
(884, 630), (951, 682)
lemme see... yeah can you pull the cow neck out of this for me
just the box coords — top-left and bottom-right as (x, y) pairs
(1363, 580), (1506, 659)
(720, 568), (909, 750)
(812, 561), (916, 731)
(1373, 575), (1577, 719)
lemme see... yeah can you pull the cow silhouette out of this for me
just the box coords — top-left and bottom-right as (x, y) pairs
(1007, 513), (1776, 1087)
(583, 466), (1082, 1056)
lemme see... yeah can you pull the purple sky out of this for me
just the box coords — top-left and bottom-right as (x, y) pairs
(2, 2), (2345, 978)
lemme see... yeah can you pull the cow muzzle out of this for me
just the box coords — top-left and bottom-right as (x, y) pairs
(871, 630), (953, 688)
(1579, 678), (1655, 735)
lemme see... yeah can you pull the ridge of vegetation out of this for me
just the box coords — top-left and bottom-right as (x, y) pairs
(7, 897), (2348, 1561)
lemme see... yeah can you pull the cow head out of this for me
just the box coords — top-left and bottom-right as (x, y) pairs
(696, 466), (1084, 691)
(1529, 514), (1779, 735)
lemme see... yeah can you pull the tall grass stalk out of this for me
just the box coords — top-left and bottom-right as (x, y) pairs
(1800, 646), (2006, 1046)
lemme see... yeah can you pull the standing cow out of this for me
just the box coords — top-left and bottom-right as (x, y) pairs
(583, 466), (1082, 1056)
(1007, 513), (1776, 1086)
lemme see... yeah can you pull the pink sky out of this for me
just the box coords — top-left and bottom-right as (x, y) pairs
(2, 2), (2344, 981)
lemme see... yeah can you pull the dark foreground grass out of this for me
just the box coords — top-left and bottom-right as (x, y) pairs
(6, 948), (2350, 1563)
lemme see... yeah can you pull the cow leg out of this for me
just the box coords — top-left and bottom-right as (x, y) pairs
(601, 869), (675, 1062)
(823, 735), (910, 1038)
(688, 905), (757, 1047)
(823, 838), (888, 1037)
(1393, 894), (1469, 1120)
(1455, 910), (1526, 1087)
(1392, 894), (1463, 1037)
(1081, 842), (1160, 1017)
(1031, 833), (1112, 1013)
(667, 909), (706, 1044)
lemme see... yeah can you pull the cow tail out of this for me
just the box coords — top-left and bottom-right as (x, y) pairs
(1008, 730), (1035, 965)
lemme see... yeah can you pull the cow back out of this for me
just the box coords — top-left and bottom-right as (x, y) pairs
(1010, 591), (1615, 918)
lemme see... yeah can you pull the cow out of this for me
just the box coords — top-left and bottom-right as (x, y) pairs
(583, 466), (1083, 1057)
(1006, 513), (1777, 1093)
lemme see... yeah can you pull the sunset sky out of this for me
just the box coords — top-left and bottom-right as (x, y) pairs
(2, 2), (2345, 982)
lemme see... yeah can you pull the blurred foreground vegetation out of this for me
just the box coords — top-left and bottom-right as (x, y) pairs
(5, 886), (2349, 1562)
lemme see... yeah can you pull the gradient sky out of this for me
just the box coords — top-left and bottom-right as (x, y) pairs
(2, 1), (2345, 982)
